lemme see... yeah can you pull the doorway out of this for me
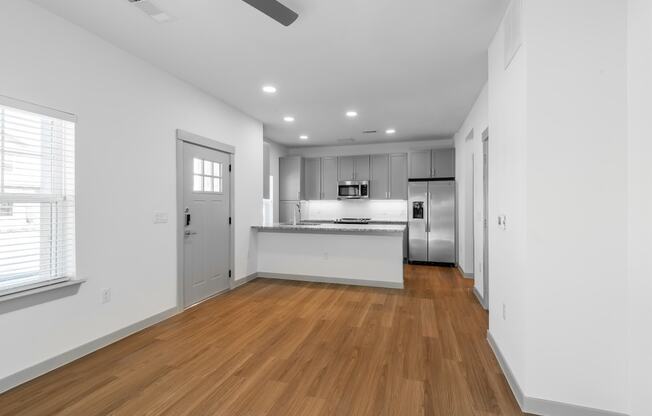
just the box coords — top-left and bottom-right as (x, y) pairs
(176, 130), (234, 309)
(482, 129), (489, 307)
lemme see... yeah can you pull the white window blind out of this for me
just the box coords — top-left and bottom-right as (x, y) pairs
(0, 97), (75, 296)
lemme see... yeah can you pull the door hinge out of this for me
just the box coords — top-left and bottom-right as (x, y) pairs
(229, 270), (232, 278)
(229, 164), (232, 172)
(229, 217), (232, 225)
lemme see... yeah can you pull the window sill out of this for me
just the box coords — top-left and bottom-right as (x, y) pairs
(0, 279), (86, 303)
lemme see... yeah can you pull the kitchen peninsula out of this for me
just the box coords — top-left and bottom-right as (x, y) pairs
(253, 222), (406, 288)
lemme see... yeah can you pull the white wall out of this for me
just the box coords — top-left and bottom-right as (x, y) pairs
(524, 1), (628, 411)
(453, 84), (489, 286)
(264, 139), (288, 224)
(0, 0), (262, 383)
(487, 0), (529, 389)
(627, 1), (652, 415)
(482, 0), (630, 413)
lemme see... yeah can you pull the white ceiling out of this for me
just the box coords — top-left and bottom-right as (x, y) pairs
(29, 0), (508, 146)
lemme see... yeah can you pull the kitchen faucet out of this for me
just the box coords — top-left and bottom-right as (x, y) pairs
(293, 202), (302, 225)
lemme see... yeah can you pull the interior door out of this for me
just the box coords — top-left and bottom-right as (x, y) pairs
(483, 138), (489, 304)
(428, 181), (456, 263)
(183, 142), (231, 307)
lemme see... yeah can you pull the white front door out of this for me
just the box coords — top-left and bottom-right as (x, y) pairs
(182, 141), (231, 307)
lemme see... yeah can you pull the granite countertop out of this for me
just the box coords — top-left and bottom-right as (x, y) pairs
(298, 219), (408, 225)
(252, 222), (406, 235)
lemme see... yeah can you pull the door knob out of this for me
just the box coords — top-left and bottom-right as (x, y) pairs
(184, 230), (198, 236)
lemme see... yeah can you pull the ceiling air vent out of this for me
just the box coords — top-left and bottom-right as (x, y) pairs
(363, 130), (378, 134)
(128, 0), (172, 23)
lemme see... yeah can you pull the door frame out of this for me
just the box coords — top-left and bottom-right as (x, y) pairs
(481, 128), (489, 309)
(175, 129), (235, 311)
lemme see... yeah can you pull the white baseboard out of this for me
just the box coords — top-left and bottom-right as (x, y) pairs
(0, 307), (178, 395)
(231, 272), (259, 289)
(473, 286), (488, 310)
(457, 265), (474, 279)
(486, 331), (628, 416)
(258, 272), (404, 289)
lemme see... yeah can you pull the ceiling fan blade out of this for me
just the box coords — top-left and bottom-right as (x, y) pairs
(241, 0), (299, 26)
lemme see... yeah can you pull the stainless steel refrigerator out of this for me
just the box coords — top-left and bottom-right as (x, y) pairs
(408, 180), (456, 264)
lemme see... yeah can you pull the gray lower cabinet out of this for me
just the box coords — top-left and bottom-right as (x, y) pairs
(279, 156), (303, 201)
(321, 157), (338, 199)
(408, 149), (455, 179)
(370, 154), (390, 199)
(389, 153), (408, 199)
(304, 158), (321, 200)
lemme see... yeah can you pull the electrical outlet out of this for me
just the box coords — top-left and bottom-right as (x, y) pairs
(102, 288), (111, 304)
(153, 211), (169, 224)
(502, 303), (507, 320)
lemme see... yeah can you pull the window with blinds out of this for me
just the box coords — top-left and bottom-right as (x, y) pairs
(0, 97), (75, 296)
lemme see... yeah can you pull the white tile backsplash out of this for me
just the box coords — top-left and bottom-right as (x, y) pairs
(303, 200), (407, 222)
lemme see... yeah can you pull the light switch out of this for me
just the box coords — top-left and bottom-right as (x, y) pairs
(154, 211), (169, 224)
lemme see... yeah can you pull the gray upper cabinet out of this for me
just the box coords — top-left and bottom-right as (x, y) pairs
(338, 156), (355, 181)
(409, 149), (455, 179)
(353, 155), (370, 180)
(370, 154), (390, 199)
(321, 157), (338, 200)
(432, 149), (455, 178)
(338, 155), (370, 181)
(263, 143), (270, 199)
(279, 156), (303, 201)
(409, 150), (432, 179)
(389, 153), (408, 199)
(304, 158), (321, 201)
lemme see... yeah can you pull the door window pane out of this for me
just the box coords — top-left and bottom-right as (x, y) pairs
(193, 158), (202, 174)
(193, 175), (202, 191)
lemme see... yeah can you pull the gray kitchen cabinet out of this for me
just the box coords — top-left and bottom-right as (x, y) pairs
(304, 158), (321, 200)
(279, 156), (303, 201)
(432, 149), (455, 178)
(409, 149), (455, 179)
(263, 142), (270, 199)
(409, 150), (432, 179)
(338, 155), (370, 181)
(389, 153), (408, 199)
(338, 156), (355, 181)
(370, 154), (390, 199)
(321, 157), (338, 200)
(353, 155), (370, 180)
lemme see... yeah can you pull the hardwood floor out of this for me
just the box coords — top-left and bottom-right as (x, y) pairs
(0, 265), (525, 416)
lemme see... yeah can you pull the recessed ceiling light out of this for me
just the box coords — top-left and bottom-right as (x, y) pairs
(386, 129), (396, 134)
(299, 135), (309, 140)
(283, 116), (295, 122)
(262, 85), (277, 94)
(346, 111), (358, 118)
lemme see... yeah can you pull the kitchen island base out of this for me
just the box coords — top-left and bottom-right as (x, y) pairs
(255, 226), (405, 289)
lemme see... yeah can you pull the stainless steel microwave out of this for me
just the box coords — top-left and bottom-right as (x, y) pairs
(337, 181), (369, 199)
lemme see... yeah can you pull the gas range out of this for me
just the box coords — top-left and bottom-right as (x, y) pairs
(333, 217), (371, 225)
